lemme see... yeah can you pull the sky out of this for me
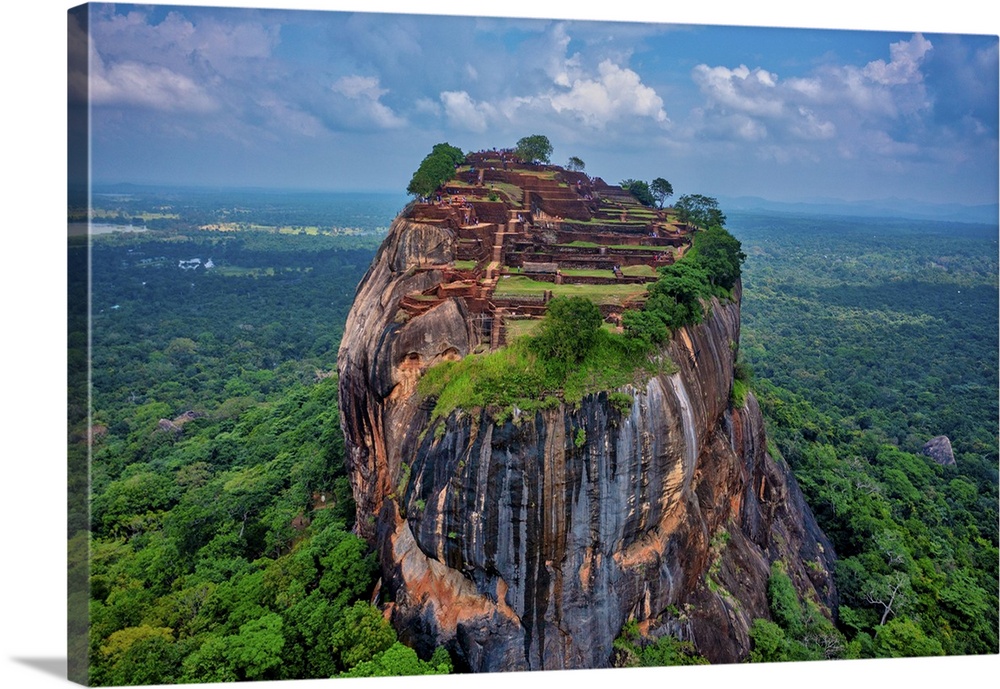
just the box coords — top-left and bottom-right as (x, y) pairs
(71, 1), (999, 205)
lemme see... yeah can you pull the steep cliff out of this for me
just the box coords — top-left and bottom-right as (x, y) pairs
(338, 213), (836, 671)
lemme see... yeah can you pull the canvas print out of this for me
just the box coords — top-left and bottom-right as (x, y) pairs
(67, 2), (999, 686)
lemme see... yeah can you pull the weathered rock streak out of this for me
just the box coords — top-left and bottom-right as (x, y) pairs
(338, 216), (836, 671)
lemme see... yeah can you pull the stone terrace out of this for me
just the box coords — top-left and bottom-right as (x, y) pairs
(403, 151), (694, 348)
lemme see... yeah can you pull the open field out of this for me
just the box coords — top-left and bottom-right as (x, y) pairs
(493, 275), (647, 305)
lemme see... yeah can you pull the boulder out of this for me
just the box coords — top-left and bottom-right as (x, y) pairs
(921, 435), (956, 465)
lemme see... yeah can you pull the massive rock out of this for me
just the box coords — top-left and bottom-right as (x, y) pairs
(921, 435), (956, 465)
(338, 216), (836, 671)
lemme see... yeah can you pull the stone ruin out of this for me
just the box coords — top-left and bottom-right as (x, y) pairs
(401, 150), (694, 348)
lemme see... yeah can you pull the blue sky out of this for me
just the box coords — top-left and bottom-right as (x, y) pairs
(74, 2), (998, 205)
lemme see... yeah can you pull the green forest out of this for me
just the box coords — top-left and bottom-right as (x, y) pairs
(70, 220), (452, 682)
(69, 194), (998, 683)
(733, 212), (998, 659)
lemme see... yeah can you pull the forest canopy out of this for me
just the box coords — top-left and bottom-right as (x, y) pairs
(73, 190), (998, 682)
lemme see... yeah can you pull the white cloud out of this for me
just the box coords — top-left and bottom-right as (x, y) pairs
(689, 33), (934, 151)
(88, 50), (217, 112)
(254, 95), (325, 138)
(331, 75), (383, 100)
(692, 64), (783, 117)
(863, 33), (933, 85)
(545, 23), (578, 88)
(93, 9), (280, 80)
(440, 91), (495, 132)
(790, 107), (836, 140)
(550, 60), (668, 127)
(424, 22), (669, 135)
(331, 75), (406, 129)
(434, 57), (668, 134)
(414, 98), (442, 117)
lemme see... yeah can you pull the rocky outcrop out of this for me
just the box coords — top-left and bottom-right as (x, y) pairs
(338, 216), (836, 671)
(921, 435), (956, 465)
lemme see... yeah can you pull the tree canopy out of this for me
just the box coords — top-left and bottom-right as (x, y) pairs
(674, 193), (726, 229)
(689, 225), (746, 290)
(406, 143), (464, 198)
(531, 296), (602, 364)
(650, 178), (673, 208)
(566, 156), (586, 172)
(620, 179), (655, 207)
(515, 134), (553, 164)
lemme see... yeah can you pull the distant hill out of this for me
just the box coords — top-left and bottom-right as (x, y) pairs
(719, 195), (999, 225)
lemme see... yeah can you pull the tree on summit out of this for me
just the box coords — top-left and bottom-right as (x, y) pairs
(620, 179), (654, 207)
(650, 178), (673, 209)
(566, 156), (586, 172)
(406, 143), (464, 198)
(515, 135), (553, 164)
(674, 194), (725, 229)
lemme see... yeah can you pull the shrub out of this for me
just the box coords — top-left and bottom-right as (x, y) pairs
(531, 296), (602, 365)
(768, 562), (804, 636)
(620, 179), (655, 207)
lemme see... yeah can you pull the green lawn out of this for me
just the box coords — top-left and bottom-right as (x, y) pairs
(489, 182), (524, 205)
(621, 265), (658, 277)
(553, 241), (671, 253)
(560, 268), (616, 278)
(493, 275), (647, 305)
(555, 240), (600, 248)
(506, 316), (617, 342)
(504, 318), (542, 340)
(608, 244), (668, 252)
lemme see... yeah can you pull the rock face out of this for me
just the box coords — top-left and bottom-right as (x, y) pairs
(921, 435), (956, 465)
(338, 215), (837, 671)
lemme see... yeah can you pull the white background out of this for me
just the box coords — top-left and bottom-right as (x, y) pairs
(2, 2), (997, 688)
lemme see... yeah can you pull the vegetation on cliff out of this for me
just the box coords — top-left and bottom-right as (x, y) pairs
(675, 193), (727, 230)
(418, 309), (661, 424)
(612, 620), (708, 667)
(419, 224), (745, 422)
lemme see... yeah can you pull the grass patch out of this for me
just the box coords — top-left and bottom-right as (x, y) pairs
(561, 268), (616, 278)
(494, 275), (647, 305)
(555, 241), (601, 248)
(621, 265), (658, 277)
(553, 240), (672, 254)
(452, 259), (478, 270)
(504, 318), (543, 340)
(418, 330), (659, 423)
(492, 275), (551, 295)
(607, 244), (666, 252)
(516, 169), (559, 180)
(731, 378), (750, 408)
(489, 182), (524, 205)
